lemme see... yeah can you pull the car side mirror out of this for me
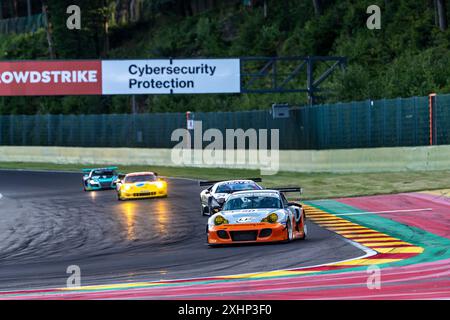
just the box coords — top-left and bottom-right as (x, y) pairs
(115, 179), (122, 184)
(211, 204), (222, 214)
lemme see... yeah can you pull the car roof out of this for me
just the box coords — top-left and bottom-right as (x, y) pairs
(230, 189), (281, 196)
(215, 180), (258, 186)
(126, 172), (156, 177)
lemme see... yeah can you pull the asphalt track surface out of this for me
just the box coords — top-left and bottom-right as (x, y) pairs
(0, 170), (364, 291)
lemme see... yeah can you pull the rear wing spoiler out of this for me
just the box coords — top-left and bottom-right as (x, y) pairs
(82, 166), (118, 173)
(199, 178), (262, 187)
(272, 187), (303, 194)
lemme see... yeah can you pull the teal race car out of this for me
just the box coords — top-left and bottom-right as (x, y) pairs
(82, 167), (119, 191)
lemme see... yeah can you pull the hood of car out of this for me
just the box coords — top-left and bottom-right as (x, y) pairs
(90, 176), (116, 182)
(213, 208), (286, 224)
(121, 181), (159, 188)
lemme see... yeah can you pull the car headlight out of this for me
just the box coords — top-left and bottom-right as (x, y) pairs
(89, 180), (99, 185)
(155, 181), (165, 189)
(262, 213), (279, 223)
(214, 215), (229, 226)
(124, 185), (132, 191)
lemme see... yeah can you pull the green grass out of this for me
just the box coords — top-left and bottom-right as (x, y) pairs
(1, 162), (450, 200)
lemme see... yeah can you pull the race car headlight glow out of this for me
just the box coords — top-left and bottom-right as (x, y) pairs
(262, 213), (279, 223)
(124, 185), (132, 191)
(214, 215), (228, 226)
(155, 181), (165, 189)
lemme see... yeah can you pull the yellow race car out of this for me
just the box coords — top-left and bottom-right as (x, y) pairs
(116, 172), (167, 201)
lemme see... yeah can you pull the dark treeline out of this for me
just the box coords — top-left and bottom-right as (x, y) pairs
(1, 0), (450, 114)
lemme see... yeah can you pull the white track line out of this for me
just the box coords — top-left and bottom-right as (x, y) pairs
(333, 208), (433, 216)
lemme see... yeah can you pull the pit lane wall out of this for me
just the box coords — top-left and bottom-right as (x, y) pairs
(1, 145), (450, 173)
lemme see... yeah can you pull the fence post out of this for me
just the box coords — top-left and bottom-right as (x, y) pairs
(46, 114), (50, 146)
(367, 99), (372, 147)
(9, 115), (13, 145)
(429, 93), (437, 145)
(396, 98), (402, 146)
(413, 96), (418, 146)
(21, 114), (26, 145)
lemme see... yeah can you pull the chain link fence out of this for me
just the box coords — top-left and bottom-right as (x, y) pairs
(0, 94), (449, 150)
(0, 14), (46, 34)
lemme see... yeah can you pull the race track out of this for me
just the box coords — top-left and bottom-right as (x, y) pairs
(0, 170), (363, 291)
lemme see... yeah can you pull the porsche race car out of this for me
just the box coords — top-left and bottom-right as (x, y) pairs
(82, 167), (119, 191)
(116, 171), (167, 200)
(199, 178), (263, 216)
(207, 188), (307, 246)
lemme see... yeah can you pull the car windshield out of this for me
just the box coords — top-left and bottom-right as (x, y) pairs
(216, 182), (261, 194)
(223, 195), (282, 210)
(124, 175), (156, 183)
(92, 170), (115, 177)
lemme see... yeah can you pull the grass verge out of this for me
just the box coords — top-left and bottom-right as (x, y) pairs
(1, 162), (449, 200)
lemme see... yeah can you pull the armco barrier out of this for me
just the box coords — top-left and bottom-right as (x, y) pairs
(1, 145), (450, 173)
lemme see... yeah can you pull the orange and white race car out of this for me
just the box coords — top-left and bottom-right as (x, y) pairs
(207, 188), (307, 246)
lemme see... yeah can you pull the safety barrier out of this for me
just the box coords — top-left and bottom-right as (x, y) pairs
(1, 145), (450, 173)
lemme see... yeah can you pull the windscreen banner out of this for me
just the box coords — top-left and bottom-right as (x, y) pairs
(0, 59), (241, 96)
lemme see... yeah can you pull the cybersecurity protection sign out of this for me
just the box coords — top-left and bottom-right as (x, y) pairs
(0, 59), (241, 96)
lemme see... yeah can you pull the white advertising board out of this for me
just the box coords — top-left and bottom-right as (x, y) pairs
(102, 59), (240, 94)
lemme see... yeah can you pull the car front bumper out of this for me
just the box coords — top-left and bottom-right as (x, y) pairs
(119, 189), (167, 199)
(207, 222), (288, 244)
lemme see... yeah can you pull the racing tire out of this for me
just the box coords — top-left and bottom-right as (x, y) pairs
(201, 205), (209, 216)
(284, 220), (294, 243)
(300, 223), (307, 240)
(117, 193), (123, 201)
(299, 213), (307, 240)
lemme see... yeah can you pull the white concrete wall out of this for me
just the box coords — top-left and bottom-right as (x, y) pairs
(0, 145), (449, 173)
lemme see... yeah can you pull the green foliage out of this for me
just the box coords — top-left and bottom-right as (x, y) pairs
(1, 0), (450, 114)
(47, 0), (113, 58)
(0, 30), (48, 59)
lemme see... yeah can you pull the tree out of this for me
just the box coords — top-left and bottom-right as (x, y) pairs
(42, 0), (55, 58)
(47, 0), (113, 58)
(435, 0), (448, 31)
(312, 0), (322, 16)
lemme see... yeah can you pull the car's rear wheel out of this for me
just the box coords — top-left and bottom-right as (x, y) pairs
(285, 219), (294, 242)
(201, 205), (209, 216)
(300, 223), (308, 240)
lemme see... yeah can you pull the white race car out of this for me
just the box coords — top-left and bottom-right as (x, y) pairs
(199, 178), (263, 216)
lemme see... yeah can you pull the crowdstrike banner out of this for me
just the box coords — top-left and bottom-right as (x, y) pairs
(0, 60), (102, 96)
(0, 59), (240, 96)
